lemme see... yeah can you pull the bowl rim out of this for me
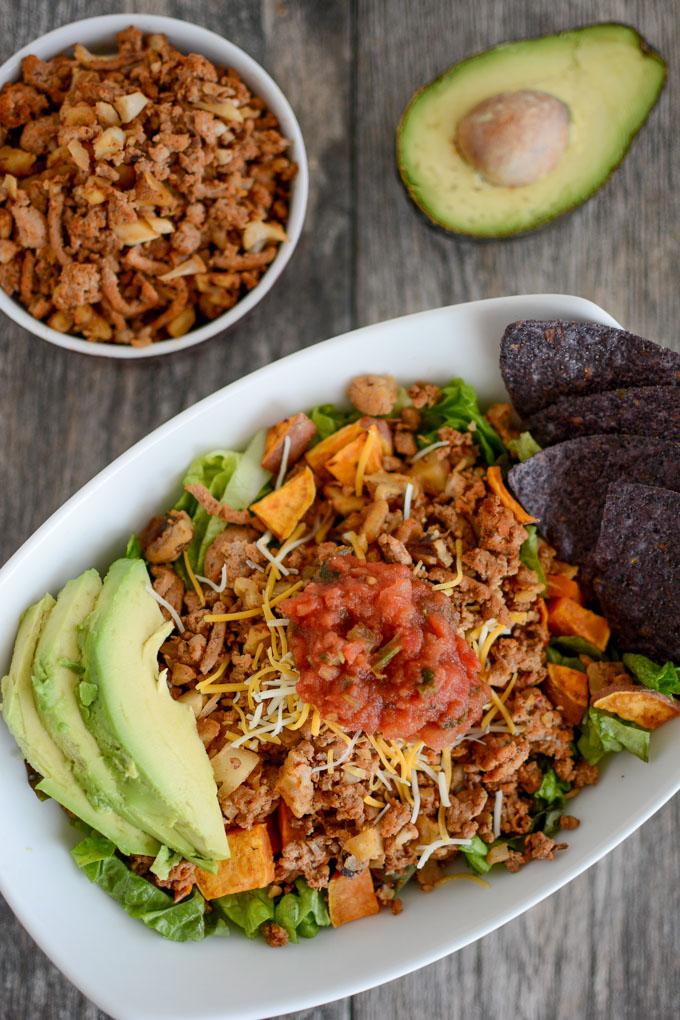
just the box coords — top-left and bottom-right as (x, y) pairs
(0, 13), (309, 359)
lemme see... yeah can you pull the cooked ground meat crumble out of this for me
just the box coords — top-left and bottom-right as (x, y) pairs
(0, 27), (296, 345)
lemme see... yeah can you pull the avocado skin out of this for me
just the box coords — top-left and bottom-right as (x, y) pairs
(31, 570), (159, 856)
(79, 558), (228, 862)
(396, 23), (667, 239)
(1, 595), (158, 854)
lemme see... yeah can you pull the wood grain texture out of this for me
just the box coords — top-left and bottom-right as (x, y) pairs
(1, 1), (678, 1018)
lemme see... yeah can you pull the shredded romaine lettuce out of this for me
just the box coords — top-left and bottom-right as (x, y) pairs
(546, 644), (585, 672)
(460, 835), (491, 875)
(71, 833), (227, 941)
(125, 534), (142, 559)
(150, 844), (182, 881)
(519, 525), (546, 589)
(622, 653), (680, 696)
(308, 404), (360, 443)
(419, 378), (504, 465)
(507, 431), (542, 461)
(578, 708), (650, 765)
(551, 636), (605, 661)
(215, 888), (275, 938)
(274, 878), (330, 942)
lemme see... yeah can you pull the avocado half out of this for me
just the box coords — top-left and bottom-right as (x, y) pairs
(396, 23), (667, 238)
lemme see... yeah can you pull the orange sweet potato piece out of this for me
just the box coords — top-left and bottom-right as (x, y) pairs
(262, 412), (317, 474)
(551, 559), (579, 580)
(586, 661), (629, 698)
(195, 825), (275, 899)
(277, 800), (306, 850)
(326, 427), (382, 489)
(547, 597), (610, 653)
(592, 685), (680, 730)
(545, 663), (588, 724)
(328, 869), (380, 927)
(305, 420), (366, 473)
(486, 465), (537, 525)
(546, 574), (582, 603)
(251, 466), (316, 540)
(537, 597), (548, 629)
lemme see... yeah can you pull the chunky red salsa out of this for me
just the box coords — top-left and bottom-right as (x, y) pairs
(283, 556), (488, 749)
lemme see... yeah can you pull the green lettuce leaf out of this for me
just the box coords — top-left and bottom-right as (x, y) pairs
(71, 834), (224, 941)
(507, 431), (542, 461)
(535, 768), (570, 806)
(622, 653), (680, 696)
(461, 835), (491, 875)
(174, 449), (241, 575)
(519, 525), (546, 589)
(125, 534), (142, 559)
(215, 887), (275, 938)
(308, 404), (360, 443)
(578, 708), (650, 765)
(551, 636), (605, 661)
(274, 879), (330, 942)
(419, 379), (504, 465)
(546, 644), (585, 672)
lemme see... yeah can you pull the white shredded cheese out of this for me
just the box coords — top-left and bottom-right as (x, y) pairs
(198, 693), (220, 718)
(275, 434), (292, 490)
(410, 768), (421, 824)
(493, 790), (503, 839)
(403, 482), (414, 521)
(146, 585), (185, 633)
(416, 837), (473, 870)
(374, 802), (391, 824)
(411, 439), (450, 463)
(194, 564), (228, 593)
(267, 617), (290, 628)
(311, 731), (360, 774)
(437, 770), (451, 808)
(256, 530), (291, 577)
(245, 558), (265, 573)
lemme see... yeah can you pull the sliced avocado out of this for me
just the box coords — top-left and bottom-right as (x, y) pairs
(79, 558), (228, 862)
(31, 570), (159, 856)
(1, 596), (157, 855)
(397, 23), (666, 237)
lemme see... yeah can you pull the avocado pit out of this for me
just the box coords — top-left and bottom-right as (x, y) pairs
(455, 89), (570, 187)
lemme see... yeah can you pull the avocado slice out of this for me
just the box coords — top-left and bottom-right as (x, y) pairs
(31, 570), (159, 856)
(397, 23), (666, 237)
(79, 558), (228, 862)
(1, 595), (157, 854)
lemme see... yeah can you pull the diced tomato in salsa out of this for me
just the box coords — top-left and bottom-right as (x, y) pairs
(283, 556), (487, 749)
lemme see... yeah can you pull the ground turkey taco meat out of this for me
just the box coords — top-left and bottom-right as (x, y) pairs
(0, 27), (296, 345)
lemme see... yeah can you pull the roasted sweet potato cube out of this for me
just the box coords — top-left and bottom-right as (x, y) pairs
(262, 412), (317, 474)
(305, 420), (366, 473)
(545, 663), (588, 724)
(277, 800), (306, 849)
(546, 574), (582, 603)
(251, 466), (316, 540)
(586, 661), (629, 697)
(593, 685), (680, 730)
(326, 427), (382, 490)
(547, 597), (610, 653)
(328, 869), (380, 927)
(195, 825), (274, 899)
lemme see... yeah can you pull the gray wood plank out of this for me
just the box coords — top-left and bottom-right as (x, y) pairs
(0, 1), (352, 1018)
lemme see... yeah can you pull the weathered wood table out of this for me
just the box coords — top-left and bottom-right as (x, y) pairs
(1, 1), (678, 1018)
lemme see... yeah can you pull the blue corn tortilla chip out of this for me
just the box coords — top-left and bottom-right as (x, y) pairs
(507, 435), (680, 571)
(500, 320), (680, 416)
(593, 482), (680, 661)
(526, 385), (680, 447)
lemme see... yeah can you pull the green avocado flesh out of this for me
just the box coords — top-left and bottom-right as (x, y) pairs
(397, 23), (666, 237)
(31, 571), (158, 856)
(79, 558), (228, 862)
(0, 596), (156, 854)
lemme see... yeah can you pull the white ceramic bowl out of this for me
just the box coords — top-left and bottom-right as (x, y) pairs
(0, 14), (308, 359)
(2, 295), (679, 1020)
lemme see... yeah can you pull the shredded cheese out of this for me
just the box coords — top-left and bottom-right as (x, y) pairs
(433, 873), (491, 890)
(431, 539), (464, 591)
(183, 550), (206, 606)
(363, 795), (384, 808)
(409, 768), (420, 824)
(481, 673), (518, 729)
(275, 434), (292, 489)
(486, 689), (516, 734)
(146, 585), (184, 632)
(311, 732), (360, 774)
(416, 836), (473, 870)
(355, 426), (379, 496)
(493, 790), (503, 839)
(411, 439), (449, 463)
(196, 659), (229, 690)
(403, 482), (414, 521)
(194, 563), (228, 593)
(342, 530), (367, 561)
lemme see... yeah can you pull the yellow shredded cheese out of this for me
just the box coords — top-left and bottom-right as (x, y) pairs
(363, 795), (384, 808)
(183, 550), (205, 606)
(486, 689), (517, 734)
(195, 658), (228, 690)
(355, 425), (380, 496)
(433, 873), (491, 890)
(431, 539), (464, 591)
(287, 701), (310, 731)
(310, 708), (321, 737)
(481, 673), (518, 729)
